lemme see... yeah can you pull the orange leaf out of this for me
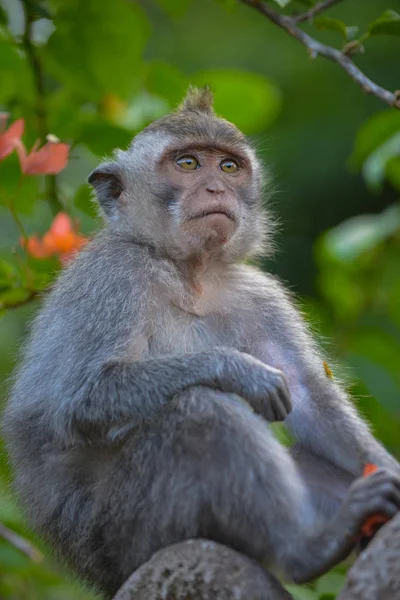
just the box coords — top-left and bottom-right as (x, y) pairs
(21, 213), (88, 263)
(0, 117), (25, 161)
(21, 236), (53, 259)
(17, 137), (69, 175)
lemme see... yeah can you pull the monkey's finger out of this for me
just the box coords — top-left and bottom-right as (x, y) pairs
(277, 385), (292, 414)
(269, 392), (287, 421)
(373, 500), (399, 520)
(366, 470), (400, 494)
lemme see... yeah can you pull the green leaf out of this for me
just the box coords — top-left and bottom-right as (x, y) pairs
(323, 205), (400, 262)
(285, 586), (318, 600)
(47, 89), (86, 140)
(0, 155), (39, 215)
(0, 288), (32, 308)
(316, 571), (345, 596)
(79, 120), (133, 156)
(194, 69), (281, 134)
(369, 10), (400, 37)
(25, 0), (53, 20)
(294, 0), (315, 6)
(0, 260), (16, 288)
(144, 61), (189, 107)
(154, 0), (194, 18)
(314, 17), (359, 41)
(271, 0), (292, 7)
(347, 353), (400, 414)
(74, 184), (97, 219)
(349, 109), (400, 169)
(314, 16), (345, 37)
(0, 4), (8, 25)
(362, 130), (400, 192)
(386, 156), (400, 191)
(44, 0), (150, 100)
(0, 34), (32, 103)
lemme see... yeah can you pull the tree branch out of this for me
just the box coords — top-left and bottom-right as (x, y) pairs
(293, 0), (343, 23)
(21, 0), (63, 214)
(239, 0), (400, 110)
(0, 522), (43, 562)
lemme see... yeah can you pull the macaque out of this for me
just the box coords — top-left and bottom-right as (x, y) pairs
(4, 87), (400, 598)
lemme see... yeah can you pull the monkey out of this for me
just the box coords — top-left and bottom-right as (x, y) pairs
(3, 87), (400, 599)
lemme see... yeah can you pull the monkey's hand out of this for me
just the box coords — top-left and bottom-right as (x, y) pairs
(341, 468), (400, 535)
(218, 349), (292, 422)
(292, 468), (400, 584)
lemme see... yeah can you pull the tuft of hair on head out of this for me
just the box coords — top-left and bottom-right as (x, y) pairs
(179, 86), (215, 114)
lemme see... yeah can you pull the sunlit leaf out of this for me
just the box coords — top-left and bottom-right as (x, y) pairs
(362, 130), (400, 192)
(323, 205), (400, 262)
(194, 69), (281, 134)
(369, 10), (400, 37)
(349, 109), (400, 169)
(271, 0), (292, 7)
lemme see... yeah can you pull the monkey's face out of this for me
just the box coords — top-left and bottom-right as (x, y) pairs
(156, 146), (252, 252)
(89, 97), (272, 262)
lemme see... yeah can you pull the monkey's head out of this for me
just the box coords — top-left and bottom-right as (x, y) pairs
(89, 87), (272, 262)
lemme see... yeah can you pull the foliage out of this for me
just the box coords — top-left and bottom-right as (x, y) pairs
(0, 0), (399, 598)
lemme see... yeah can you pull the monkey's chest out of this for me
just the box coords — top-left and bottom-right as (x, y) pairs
(147, 304), (250, 356)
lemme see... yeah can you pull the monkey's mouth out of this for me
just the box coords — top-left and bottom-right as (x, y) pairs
(189, 208), (236, 222)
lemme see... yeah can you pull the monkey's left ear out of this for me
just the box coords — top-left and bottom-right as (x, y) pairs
(88, 162), (123, 215)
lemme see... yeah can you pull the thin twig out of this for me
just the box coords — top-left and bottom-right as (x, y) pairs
(0, 522), (43, 562)
(293, 0), (343, 23)
(239, 0), (400, 110)
(21, 0), (62, 214)
(0, 289), (40, 311)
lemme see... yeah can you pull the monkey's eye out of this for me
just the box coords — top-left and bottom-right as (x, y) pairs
(176, 155), (199, 170)
(220, 159), (239, 174)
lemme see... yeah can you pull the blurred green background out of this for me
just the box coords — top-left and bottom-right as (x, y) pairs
(0, 0), (399, 598)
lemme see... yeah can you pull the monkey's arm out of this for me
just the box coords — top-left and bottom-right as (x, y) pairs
(61, 348), (291, 444)
(253, 275), (399, 477)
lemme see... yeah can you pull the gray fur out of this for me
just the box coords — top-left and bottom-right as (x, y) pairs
(3, 91), (400, 598)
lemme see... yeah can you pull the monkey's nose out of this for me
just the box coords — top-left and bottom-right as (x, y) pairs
(206, 181), (225, 195)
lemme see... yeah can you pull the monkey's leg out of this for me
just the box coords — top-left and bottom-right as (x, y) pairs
(82, 388), (400, 596)
(290, 444), (354, 521)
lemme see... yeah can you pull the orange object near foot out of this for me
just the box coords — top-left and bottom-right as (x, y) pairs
(360, 463), (389, 537)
